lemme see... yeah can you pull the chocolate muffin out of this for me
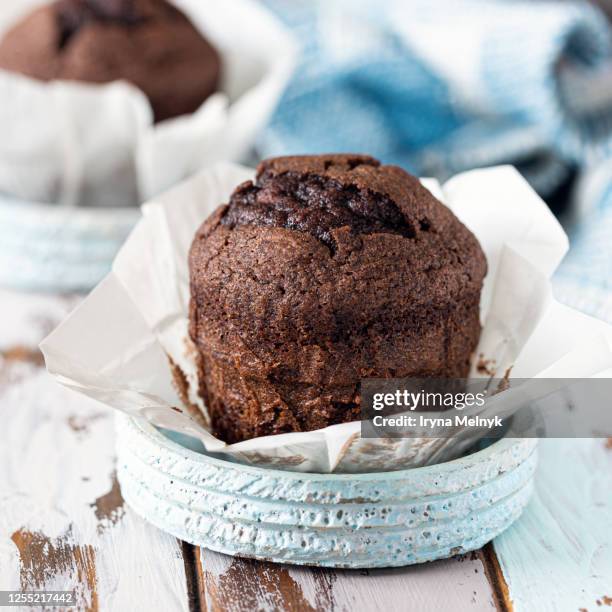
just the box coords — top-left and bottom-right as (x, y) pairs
(0, 0), (220, 123)
(189, 154), (487, 443)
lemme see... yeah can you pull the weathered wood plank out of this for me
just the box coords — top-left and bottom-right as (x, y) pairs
(0, 289), (191, 612)
(477, 544), (513, 612)
(493, 438), (612, 612)
(196, 547), (498, 612)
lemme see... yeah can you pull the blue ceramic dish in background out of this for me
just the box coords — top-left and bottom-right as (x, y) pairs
(0, 195), (139, 291)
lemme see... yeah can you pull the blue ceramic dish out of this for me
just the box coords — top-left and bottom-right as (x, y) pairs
(116, 415), (537, 568)
(0, 195), (139, 291)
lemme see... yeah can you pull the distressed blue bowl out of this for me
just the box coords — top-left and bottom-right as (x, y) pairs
(0, 195), (139, 291)
(116, 415), (537, 568)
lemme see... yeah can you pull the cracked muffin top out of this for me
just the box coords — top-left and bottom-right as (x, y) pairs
(200, 154), (486, 302)
(190, 153), (486, 365)
(0, 0), (220, 122)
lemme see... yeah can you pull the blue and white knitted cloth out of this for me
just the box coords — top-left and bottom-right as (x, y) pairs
(260, 0), (612, 322)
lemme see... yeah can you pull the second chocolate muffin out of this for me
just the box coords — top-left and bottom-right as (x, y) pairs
(0, 0), (220, 123)
(189, 154), (487, 443)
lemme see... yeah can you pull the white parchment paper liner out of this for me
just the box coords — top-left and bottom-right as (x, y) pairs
(41, 164), (612, 473)
(0, 0), (297, 207)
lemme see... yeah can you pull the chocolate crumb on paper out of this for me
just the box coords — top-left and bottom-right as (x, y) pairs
(476, 353), (496, 376)
(168, 354), (209, 428)
(495, 366), (513, 394)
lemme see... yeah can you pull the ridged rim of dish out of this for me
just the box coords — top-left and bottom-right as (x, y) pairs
(118, 450), (536, 524)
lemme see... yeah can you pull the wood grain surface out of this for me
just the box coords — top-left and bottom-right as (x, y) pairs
(0, 291), (190, 611)
(1, 287), (610, 612)
(196, 548), (499, 612)
(494, 438), (612, 612)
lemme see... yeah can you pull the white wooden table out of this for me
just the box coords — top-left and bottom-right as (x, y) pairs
(1, 288), (611, 612)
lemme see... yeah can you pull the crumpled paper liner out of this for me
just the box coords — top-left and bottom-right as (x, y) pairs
(41, 164), (612, 473)
(0, 0), (297, 207)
